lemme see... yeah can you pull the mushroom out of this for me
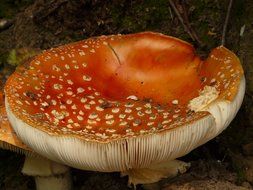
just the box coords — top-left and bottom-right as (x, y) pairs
(4, 32), (245, 186)
(0, 90), (71, 190)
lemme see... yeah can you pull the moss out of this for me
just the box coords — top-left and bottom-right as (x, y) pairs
(228, 151), (247, 184)
(7, 48), (40, 66)
(188, 0), (227, 49)
(232, 0), (245, 20)
(0, 0), (34, 19)
(110, 0), (170, 33)
(0, 54), (7, 68)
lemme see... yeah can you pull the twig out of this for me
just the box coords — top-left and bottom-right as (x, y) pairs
(221, 0), (233, 46)
(168, 7), (173, 20)
(107, 43), (121, 65)
(168, 0), (194, 41)
(180, 1), (203, 46)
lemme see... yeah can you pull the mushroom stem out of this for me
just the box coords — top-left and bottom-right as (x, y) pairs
(121, 159), (190, 187)
(22, 156), (72, 190)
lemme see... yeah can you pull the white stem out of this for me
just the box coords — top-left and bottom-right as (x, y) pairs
(35, 172), (71, 190)
(22, 156), (72, 190)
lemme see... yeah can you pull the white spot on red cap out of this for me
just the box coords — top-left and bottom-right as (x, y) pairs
(127, 95), (138, 101)
(77, 88), (85, 93)
(172, 99), (179, 105)
(83, 75), (92, 81)
(53, 84), (63, 90)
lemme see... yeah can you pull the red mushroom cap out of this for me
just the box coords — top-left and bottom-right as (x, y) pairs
(4, 32), (244, 172)
(4, 32), (243, 143)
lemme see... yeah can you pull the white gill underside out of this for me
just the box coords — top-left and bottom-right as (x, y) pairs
(5, 77), (245, 172)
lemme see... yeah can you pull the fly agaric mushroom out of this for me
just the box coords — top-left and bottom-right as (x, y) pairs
(0, 87), (71, 190)
(4, 32), (245, 186)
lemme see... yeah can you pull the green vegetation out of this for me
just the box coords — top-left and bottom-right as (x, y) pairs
(7, 48), (40, 66)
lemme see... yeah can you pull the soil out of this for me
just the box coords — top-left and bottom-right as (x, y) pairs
(0, 0), (253, 189)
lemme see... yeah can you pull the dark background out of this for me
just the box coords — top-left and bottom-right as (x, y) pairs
(0, 0), (252, 189)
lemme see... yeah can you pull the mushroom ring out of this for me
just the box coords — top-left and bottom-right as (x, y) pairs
(4, 32), (245, 172)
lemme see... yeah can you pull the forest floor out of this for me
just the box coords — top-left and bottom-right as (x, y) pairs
(0, 0), (253, 189)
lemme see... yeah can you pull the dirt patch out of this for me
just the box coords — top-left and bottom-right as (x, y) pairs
(161, 160), (252, 190)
